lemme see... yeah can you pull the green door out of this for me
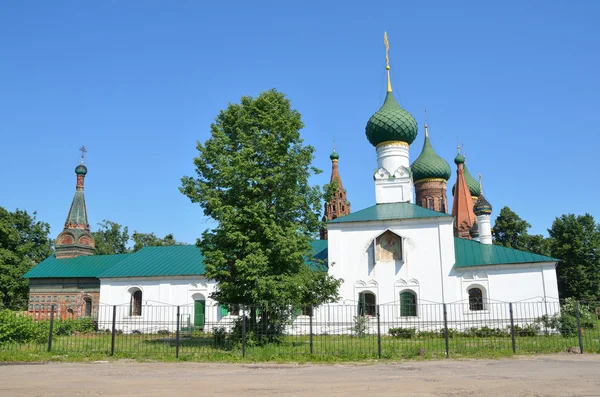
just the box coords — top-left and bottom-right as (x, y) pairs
(194, 300), (205, 329)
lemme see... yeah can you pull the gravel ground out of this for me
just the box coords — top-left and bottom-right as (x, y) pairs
(1, 354), (599, 396)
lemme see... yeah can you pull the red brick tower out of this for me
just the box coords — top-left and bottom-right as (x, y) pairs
(320, 148), (351, 239)
(451, 148), (476, 239)
(55, 147), (95, 258)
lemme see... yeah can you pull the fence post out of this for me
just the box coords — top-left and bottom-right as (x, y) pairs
(175, 306), (180, 359)
(443, 303), (449, 357)
(509, 302), (516, 354)
(110, 305), (116, 356)
(242, 307), (246, 358)
(575, 301), (584, 354)
(377, 304), (381, 359)
(309, 306), (313, 355)
(47, 305), (55, 352)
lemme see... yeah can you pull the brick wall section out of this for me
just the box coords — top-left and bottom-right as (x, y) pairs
(27, 278), (100, 320)
(414, 180), (449, 213)
(320, 159), (351, 239)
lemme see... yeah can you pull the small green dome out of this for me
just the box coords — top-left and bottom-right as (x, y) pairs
(451, 163), (481, 197)
(365, 92), (418, 147)
(330, 150), (339, 160)
(454, 153), (465, 164)
(411, 134), (451, 182)
(474, 194), (493, 216)
(75, 164), (88, 175)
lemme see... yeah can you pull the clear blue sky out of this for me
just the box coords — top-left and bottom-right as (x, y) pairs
(1, 1), (599, 245)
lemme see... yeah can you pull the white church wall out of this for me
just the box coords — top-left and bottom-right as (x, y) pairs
(327, 217), (455, 308)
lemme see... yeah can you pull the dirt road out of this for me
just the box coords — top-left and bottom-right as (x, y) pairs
(1, 354), (599, 396)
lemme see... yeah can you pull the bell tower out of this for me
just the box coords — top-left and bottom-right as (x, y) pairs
(320, 146), (350, 239)
(55, 147), (95, 258)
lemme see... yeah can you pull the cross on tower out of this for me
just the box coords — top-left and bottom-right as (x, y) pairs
(79, 146), (87, 164)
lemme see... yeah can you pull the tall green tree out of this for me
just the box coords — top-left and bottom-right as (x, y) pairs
(0, 207), (53, 309)
(92, 220), (130, 255)
(492, 206), (531, 250)
(132, 232), (180, 252)
(548, 214), (600, 300)
(180, 89), (341, 308)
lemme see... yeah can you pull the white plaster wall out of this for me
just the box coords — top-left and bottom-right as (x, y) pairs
(327, 217), (456, 307)
(98, 277), (239, 333)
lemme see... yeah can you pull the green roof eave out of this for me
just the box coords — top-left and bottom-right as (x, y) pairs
(23, 254), (130, 279)
(454, 238), (559, 268)
(328, 203), (452, 224)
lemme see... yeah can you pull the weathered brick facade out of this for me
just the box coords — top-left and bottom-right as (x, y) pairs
(28, 278), (100, 320)
(320, 152), (351, 239)
(414, 179), (449, 213)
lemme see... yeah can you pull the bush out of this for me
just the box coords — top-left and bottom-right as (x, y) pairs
(213, 326), (227, 346)
(512, 324), (539, 337)
(389, 327), (416, 339)
(351, 315), (369, 337)
(463, 326), (508, 338)
(157, 329), (170, 335)
(0, 310), (45, 343)
(53, 318), (98, 336)
(535, 298), (596, 337)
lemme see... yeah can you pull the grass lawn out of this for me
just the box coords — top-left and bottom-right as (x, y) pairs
(1, 330), (599, 363)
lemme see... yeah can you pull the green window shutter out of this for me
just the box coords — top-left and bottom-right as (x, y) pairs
(400, 291), (416, 317)
(194, 300), (205, 328)
(220, 305), (229, 316)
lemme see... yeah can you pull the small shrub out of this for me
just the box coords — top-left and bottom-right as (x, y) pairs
(389, 327), (416, 339)
(131, 329), (142, 334)
(351, 315), (369, 337)
(157, 329), (170, 335)
(213, 326), (227, 346)
(0, 310), (45, 343)
(463, 326), (507, 338)
(512, 324), (539, 337)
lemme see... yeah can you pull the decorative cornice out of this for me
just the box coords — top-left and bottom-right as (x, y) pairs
(414, 178), (446, 184)
(376, 140), (409, 149)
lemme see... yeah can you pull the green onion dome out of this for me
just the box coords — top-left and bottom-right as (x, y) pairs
(75, 164), (88, 175)
(470, 221), (480, 238)
(451, 162), (481, 197)
(365, 92), (418, 147)
(411, 133), (451, 182)
(330, 150), (339, 160)
(474, 194), (493, 216)
(454, 153), (465, 164)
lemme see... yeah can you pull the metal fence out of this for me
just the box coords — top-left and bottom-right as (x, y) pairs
(1, 300), (599, 360)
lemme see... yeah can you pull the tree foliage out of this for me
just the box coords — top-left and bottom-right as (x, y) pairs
(492, 206), (531, 250)
(548, 214), (600, 301)
(180, 89), (341, 307)
(92, 220), (130, 255)
(0, 207), (53, 309)
(132, 232), (180, 252)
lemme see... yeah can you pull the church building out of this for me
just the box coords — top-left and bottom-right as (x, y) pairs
(24, 35), (559, 328)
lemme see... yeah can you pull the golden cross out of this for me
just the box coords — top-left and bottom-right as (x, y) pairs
(384, 32), (390, 67)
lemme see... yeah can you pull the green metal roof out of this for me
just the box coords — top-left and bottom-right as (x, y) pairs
(23, 254), (129, 279)
(454, 238), (558, 267)
(99, 245), (205, 278)
(365, 92), (418, 146)
(24, 241), (330, 279)
(307, 240), (328, 271)
(329, 203), (452, 224)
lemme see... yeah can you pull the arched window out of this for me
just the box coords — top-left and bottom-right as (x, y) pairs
(83, 297), (92, 317)
(440, 198), (446, 213)
(400, 291), (417, 317)
(130, 290), (142, 316)
(468, 287), (484, 311)
(427, 197), (434, 210)
(358, 292), (376, 316)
